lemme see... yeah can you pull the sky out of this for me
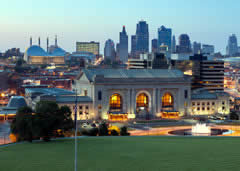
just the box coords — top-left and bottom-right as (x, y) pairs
(0, 0), (240, 54)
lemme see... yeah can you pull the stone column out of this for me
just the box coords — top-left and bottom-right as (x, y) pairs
(152, 88), (156, 116)
(127, 89), (131, 114)
(131, 89), (136, 114)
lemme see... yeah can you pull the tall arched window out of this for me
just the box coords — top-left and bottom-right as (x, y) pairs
(136, 93), (149, 109)
(162, 93), (174, 108)
(110, 94), (122, 111)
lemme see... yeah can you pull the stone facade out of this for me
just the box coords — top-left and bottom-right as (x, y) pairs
(74, 69), (192, 120)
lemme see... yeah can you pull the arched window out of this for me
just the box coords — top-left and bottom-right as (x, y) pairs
(162, 93), (174, 108)
(136, 93), (149, 109)
(110, 94), (122, 111)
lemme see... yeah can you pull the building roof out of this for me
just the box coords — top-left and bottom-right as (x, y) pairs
(79, 69), (184, 82)
(56, 96), (92, 104)
(191, 92), (217, 100)
(25, 88), (75, 96)
(25, 45), (48, 56)
(7, 96), (27, 109)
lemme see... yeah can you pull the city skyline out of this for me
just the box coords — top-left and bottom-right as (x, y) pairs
(1, 0), (240, 54)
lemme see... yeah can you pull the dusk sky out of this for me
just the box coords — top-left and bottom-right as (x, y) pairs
(0, 0), (239, 54)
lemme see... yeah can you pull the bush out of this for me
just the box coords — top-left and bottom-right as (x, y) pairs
(120, 126), (130, 136)
(230, 112), (239, 120)
(111, 130), (119, 136)
(99, 122), (109, 136)
(80, 128), (98, 136)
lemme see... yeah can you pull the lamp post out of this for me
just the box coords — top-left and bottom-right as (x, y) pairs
(74, 90), (78, 171)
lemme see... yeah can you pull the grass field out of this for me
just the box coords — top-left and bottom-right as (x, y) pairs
(1, 137), (240, 171)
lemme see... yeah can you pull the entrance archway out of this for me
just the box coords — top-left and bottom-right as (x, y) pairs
(109, 94), (122, 112)
(136, 93), (149, 114)
(162, 92), (174, 110)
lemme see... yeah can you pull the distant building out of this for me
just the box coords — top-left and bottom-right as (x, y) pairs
(131, 35), (137, 58)
(176, 34), (192, 54)
(191, 89), (230, 115)
(69, 51), (96, 67)
(119, 26), (128, 63)
(172, 35), (176, 53)
(157, 26), (172, 53)
(24, 37), (66, 65)
(151, 39), (158, 53)
(104, 39), (116, 62)
(128, 53), (169, 69)
(76, 41), (100, 57)
(136, 21), (149, 57)
(193, 42), (201, 54)
(202, 44), (214, 55)
(226, 34), (238, 56)
(190, 54), (224, 91)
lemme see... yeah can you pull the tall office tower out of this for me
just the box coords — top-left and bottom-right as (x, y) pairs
(116, 43), (120, 61)
(151, 39), (158, 53)
(76, 41), (100, 56)
(131, 35), (137, 58)
(47, 37), (49, 52)
(190, 54), (224, 91)
(193, 41), (201, 54)
(119, 26), (128, 63)
(104, 39), (116, 62)
(172, 35), (176, 53)
(226, 34), (238, 56)
(176, 34), (192, 53)
(202, 44), (214, 55)
(136, 20), (149, 57)
(157, 25), (172, 53)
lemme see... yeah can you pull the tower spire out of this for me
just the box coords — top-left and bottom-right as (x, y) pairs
(30, 36), (32, 46)
(47, 37), (49, 52)
(38, 37), (41, 47)
(55, 35), (58, 47)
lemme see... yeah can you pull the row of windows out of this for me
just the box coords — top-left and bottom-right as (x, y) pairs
(72, 105), (89, 111)
(192, 101), (226, 106)
(193, 106), (225, 111)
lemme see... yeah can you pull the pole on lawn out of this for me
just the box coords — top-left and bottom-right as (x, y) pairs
(74, 90), (78, 171)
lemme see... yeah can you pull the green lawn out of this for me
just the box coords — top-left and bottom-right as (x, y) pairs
(1, 137), (240, 171)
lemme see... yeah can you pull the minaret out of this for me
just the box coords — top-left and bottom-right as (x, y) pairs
(55, 35), (58, 47)
(47, 37), (49, 52)
(38, 37), (41, 47)
(30, 37), (32, 46)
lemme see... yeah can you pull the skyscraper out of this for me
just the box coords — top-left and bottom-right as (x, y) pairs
(226, 34), (238, 56)
(104, 39), (116, 62)
(176, 34), (192, 53)
(136, 20), (149, 57)
(193, 41), (201, 54)
(157, 25), (172, 52)
(119, 26), (128, 63)
(131, 35), (137, 58)
(76, 41), (100, 56)
(202, 44), (214, 55)
(151, 39), (158, 53)
(172, 35), (176, 53)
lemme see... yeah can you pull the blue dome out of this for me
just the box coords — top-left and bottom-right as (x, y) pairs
(7, 96), (27, 109)
(25, 45), (48, 56)
(50, 47), (66, 56)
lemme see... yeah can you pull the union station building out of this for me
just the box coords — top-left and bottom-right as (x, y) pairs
(73, 69), (192, 121)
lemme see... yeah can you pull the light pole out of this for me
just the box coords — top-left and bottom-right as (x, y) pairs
(74, 90), (78, 171)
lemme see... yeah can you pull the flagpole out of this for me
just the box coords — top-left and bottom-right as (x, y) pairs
(74, 90), (78, 171)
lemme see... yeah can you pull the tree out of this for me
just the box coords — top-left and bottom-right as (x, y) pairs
(230, 111), (239, 120)
(98, 122), (109, 136)
(34, 101), (73, 141)
(120, 126), (130, 136)
(11, 106), (34, 142)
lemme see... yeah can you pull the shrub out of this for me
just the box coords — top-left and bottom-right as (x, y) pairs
(99, 122), (109, 136)
(120, 126), (130, 136)
(111, 130), (119, 136)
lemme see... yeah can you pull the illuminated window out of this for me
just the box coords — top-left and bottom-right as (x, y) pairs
(136, 93), (149, 109)
(110, 94), (122, 111)
(162, 93), (174, 108)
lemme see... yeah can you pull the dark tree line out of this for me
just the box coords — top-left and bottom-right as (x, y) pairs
(11, 101), (74, 142)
